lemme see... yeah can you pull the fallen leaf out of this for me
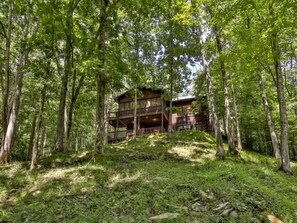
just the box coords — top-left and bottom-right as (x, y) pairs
(267, 213), (284, 223)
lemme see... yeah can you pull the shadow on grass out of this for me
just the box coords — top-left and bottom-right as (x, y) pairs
(1, 130), (297, 222)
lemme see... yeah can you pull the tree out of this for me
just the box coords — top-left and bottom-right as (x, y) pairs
(54, 0), (80, 152)
(259, 73), (281, 161)
(94, 0), (109, 155)
(196, 24), (225, 158)
(213, 26), (237, 154)
(0, 0), (37, 164)
(0, 0), (13, 163)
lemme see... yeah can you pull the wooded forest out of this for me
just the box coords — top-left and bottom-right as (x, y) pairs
(0, 0), (296, 174)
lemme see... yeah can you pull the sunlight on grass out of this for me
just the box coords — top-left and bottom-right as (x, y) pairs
(72, 151), (89, 158)
(42, 168), (69, 180)
(0, 163), (23, 178)
(1, 131), (297, 222)
(42, 165), (105, 185)
(107, 171), (142, 189)
(0, 190), (8, 204)
(168, 145), (215, 163)
(168, 146), (193, 159)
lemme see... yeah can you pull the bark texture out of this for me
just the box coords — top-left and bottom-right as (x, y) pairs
(27, 113), (37, 161)
(214, 28), (237, 154)
(133, 88), (138, 140)
(197, 26), (225, 158)
(270, 7), (292, 174)
(0, 0), (30, 163)
(231, 82), (242, 150)
(30, 83), (46, 170)
(65, 70), (85, 149)
(259, 74), (281, 161)
(95, 0), (109, 155)
(1, 0), (13, 150)
(0, 65), (24, 164)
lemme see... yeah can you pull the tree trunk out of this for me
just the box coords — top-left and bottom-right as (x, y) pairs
(65, 70), (85, 149)
(272, 37), (292, 174)
(104, 92), (113, 143)
(54, 0), (79, 152)
(1, 0), (13, 150)
(133, 88), (138, 140)
(41, 130), (47, 157)
(40, 128), (46, 157)
(259, 74), (281, 161)
(231, 82), (242, 150)
(270, 7), (292, 174)
(132, 28), (140, 140)
(197, 25), (225, 158)
(30, 82), (46, 170)
(75, 129), (80, 151)
(27, 113), (37, 161)
(95, 0), (109, 155)
(0, 0), (35, 164)
(214, 28), (237, 155)
(0, 64), (24, 164)
(54, 66), (68, 152)
(167, 73), (173, 138)
(167, 3), (174, 138)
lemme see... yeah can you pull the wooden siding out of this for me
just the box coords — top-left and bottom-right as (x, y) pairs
(108, 88), (210, 142)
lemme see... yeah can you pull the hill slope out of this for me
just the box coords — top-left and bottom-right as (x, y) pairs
(1, 131), (297, 222)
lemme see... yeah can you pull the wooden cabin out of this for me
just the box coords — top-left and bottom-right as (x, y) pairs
(108, 88), (210, 142)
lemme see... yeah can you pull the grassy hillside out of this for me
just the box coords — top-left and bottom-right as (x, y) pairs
(1, 131), (297, 222)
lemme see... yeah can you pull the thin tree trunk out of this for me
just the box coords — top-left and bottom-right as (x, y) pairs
(27, 113), (37, 161)
(167, 1), (174, 138)
(197, 25), (225, 158)
(231, 82), (242, 150)
(259, 74), (281, 161)
(133, 88), (138, 140)
(167, 73), (173, 137)
(270, 7), (292, 174)
(257, 124), (264, 152)
(75, 129), (79, 151)
(214, 27), (236, 155)
(54, 66), (68, 152)
(30, 82), (46, 170)
(41, 130), (47, 157)
(65, 70), (85, 149)
(95, 0), (109, 155)
(132, 28), (140, 140)
(40, 128), (46, 157)
(66, 71), (84, 143)
(104, 92), (113, 143)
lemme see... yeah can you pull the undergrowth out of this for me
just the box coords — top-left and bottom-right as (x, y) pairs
(0, 130), (296, 222)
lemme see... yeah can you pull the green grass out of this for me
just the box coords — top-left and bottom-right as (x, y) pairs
(1, 130), (297, 222)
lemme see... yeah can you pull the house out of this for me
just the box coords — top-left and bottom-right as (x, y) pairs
(108, 88), (210, 142)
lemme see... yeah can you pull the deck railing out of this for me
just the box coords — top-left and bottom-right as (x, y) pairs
(109, 105), (168, 120)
